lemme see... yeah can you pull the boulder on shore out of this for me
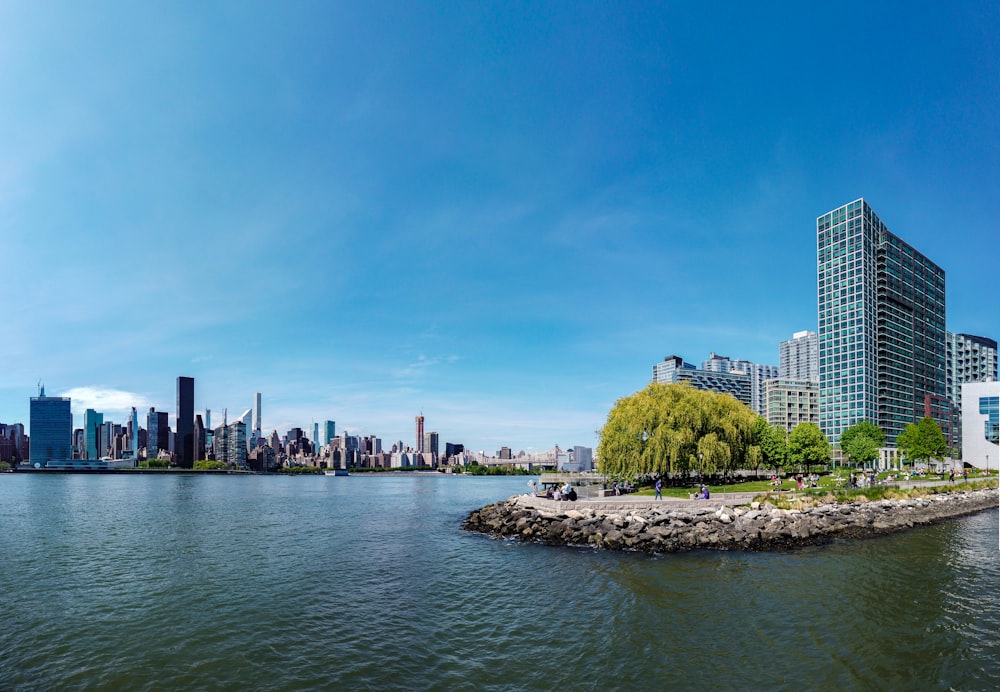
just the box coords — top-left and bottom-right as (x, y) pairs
(461, 488), (998, 554)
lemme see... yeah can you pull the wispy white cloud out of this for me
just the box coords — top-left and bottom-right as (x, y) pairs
(57, 386), (150, 415)
(391, 354), (461, 380)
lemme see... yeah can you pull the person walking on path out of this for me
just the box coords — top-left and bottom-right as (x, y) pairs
(654, 479), (662, 500)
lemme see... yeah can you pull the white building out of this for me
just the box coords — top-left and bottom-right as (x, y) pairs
(779, 330), (819, 382)
(960, 381), (999, 470)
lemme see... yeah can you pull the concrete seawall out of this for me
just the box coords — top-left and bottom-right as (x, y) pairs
(462, 488), (999, 553)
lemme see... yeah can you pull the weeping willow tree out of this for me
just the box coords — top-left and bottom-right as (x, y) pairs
(597, 382), (759, 480)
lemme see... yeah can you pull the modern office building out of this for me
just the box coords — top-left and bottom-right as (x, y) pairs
(83, 408), (104, 459)
(147, 408), (169, 458)
(29, 387), (73, 466)
(176, 376), (195, 468)
(817, 199), (947, 445)
(779, 330), (819, 382)
(652, 355), (752, 409)
(765, 379), (819, 432)
(194, 414), (206, 461)
(960, 381), (999, 470)
(415, 414), (425, 453)
(324, 420), (336, 446)
(423, 431), (439, 456)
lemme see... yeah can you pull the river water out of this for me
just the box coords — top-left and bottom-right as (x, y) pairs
(1, 473), (998, 690)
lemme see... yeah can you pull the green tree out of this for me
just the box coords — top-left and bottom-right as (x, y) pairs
(597, 383), (758, 480)
(787, 422), (830, 473)
(897, 417), (948, 466)
(194, 460), (227, 470)
(839, 420), (884, 469)
(758, 423), (788, 473)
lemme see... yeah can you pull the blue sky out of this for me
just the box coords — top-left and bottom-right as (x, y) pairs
(1, 1), (997, 453)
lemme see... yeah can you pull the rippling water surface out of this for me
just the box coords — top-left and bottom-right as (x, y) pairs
(1, 473), (998, 690)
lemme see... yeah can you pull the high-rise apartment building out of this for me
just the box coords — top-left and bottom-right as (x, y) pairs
(177, 376), (195, 468)
(817, 199), (946, 445)
(254, 392), (262, 439)
(653, 355), (752, 410)
(213, 420), (247, 468)
(765, 379), (819, 432)
(415, 414), (425, 453)
(29, 387), (72, 466)
(946, 332), (998, 453)
(698, 353), (776, 415)
(946, 332), (997, 403)
(779, 331), (819, 382)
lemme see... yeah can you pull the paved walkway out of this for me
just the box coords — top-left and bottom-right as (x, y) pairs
(516, 492), (760, 512)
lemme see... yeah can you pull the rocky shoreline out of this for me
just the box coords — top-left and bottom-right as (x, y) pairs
(462, 488), (999, 553)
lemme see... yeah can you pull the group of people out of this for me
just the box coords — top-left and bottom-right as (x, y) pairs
(532, 480), (577, 501)
(690, 484), (710, 500)
(795, 473), (819, 490)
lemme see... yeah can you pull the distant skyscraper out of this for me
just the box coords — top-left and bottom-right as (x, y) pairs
(779, 330), (819, 382)
(236, 409), (252, 452)
(313, 422), (319, 447)
(324, 420), (336, 446)
(205, 409), (211, 429)
(177, 376), (195, 468)
(423, 431), (439, 456)
(130, 407), (139, 456)
(29, 386), (73, 466)
(147, 408), (169, 458)
(84, 408), (104, 459)
(194, 414), (206, 461)
(214, 420), (247, 468)
(416, 414), (425, 453)
(817, 199), (946, 445)
(254, 392), (262, 439)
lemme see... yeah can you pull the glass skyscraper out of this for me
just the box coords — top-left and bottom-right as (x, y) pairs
(817, 199), (946, 445)
(29, 389), (73, 466)
(176, 376), (195, 468)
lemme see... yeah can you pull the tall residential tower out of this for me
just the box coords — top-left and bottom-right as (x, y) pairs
(817, 199), (946, 445)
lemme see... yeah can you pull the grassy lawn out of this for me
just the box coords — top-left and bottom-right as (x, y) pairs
(626, 469), (997, 499)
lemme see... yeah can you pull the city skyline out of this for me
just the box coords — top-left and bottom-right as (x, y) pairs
(1, 3), (998, 452)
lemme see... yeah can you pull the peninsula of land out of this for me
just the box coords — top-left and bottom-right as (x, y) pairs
(463, 487), (999, 553)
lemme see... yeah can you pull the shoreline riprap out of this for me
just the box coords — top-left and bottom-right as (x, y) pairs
(462, 488), (999, 553)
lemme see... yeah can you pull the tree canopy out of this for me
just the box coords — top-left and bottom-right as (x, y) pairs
(755, 420), (788, 471)
(787, 422), (830, 472)
(839, 420), (884, 467)
(597, 383), (758, 479)
(897, 417), (948, 464)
